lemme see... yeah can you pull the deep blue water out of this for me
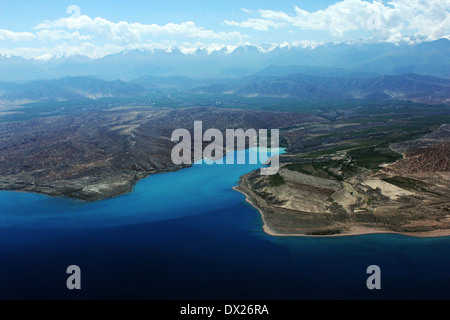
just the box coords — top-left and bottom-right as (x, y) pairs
(0, 148), (449, 299)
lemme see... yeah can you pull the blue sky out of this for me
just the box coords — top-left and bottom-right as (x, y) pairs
(0, 0), (448, 59)
(0, 1), (336, 29)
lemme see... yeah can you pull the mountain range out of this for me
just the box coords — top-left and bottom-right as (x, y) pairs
(193, 73), (450, 103)
(0, 71), (448, 105)
(0, 77), (146, 101)
(0, 39), (449, 82)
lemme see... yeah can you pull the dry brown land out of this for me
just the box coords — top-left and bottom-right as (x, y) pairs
(235, 125), (450, 237)
(0, 107), (318, 200)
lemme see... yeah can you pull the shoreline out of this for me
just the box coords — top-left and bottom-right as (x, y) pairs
(0, 147), (276, 202)
(0, 164), (190, 202)
(232, 185), (450, 238)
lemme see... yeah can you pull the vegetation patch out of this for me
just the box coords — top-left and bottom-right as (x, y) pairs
(268, 173), (286, 187)
(347, 147), (401, 169)
(382, 176), (430, 192)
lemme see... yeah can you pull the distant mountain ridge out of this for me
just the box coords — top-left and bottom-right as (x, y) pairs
(0, 71), (448, 105)
(0, 39), (449, 82)
(0, 77), (146, 101)
(193, 72), (450, 104)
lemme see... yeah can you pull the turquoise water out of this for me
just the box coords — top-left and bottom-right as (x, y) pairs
(0, 148), (274, 230)
(0, 148), (449, 299)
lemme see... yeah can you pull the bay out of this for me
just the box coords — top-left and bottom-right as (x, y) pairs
(0, 148), (448, 299)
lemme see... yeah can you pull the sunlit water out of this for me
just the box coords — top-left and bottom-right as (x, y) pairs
(0, 148), (448, 299)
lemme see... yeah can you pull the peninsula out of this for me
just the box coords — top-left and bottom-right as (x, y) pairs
(235, 124), (450, 237)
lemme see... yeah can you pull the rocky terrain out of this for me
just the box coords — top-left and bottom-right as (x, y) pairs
(235, 120), (450, 237)
(1, 95), (449, 237)
(0, 106), (318, 200)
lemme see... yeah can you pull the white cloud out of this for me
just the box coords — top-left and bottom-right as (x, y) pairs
(35, 15), (245, 43)
(224, 19), (286, 31)
(0, 10), (249, 59)
(36, 30), (91, 41)
(258, 9), (295, 23)
(230, 0), (450, 41)
(0, 1), (448, 60)
(0, 29), (35, 41)
(134, 21), (244, 40)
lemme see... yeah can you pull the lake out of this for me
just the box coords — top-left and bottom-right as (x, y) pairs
(0, 148), (449, 299)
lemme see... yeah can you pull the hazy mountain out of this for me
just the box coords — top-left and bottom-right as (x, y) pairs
(0, 39), (448, 82)
(0, 71), (448, 105)
(193, 73), (450, 103)
(130, 75), (204, 89)
(254, 66), (380, 78)
(0, 77), (147, 101)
